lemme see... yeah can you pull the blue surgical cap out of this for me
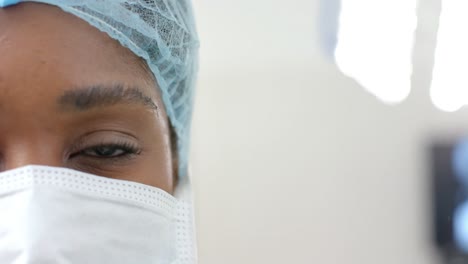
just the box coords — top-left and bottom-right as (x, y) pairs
(1, 0), (199, 177)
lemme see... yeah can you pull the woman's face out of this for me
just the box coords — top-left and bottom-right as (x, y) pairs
(0, 3), (175, 193)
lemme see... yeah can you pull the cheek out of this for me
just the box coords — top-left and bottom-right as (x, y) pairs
(128, 155), (174, 192)
(88, 144), (173, 192)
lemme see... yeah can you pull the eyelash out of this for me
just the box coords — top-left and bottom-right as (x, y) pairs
(70, 141), (141, 160)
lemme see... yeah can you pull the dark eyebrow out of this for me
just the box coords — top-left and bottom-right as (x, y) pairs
(58, 84), (158, 112)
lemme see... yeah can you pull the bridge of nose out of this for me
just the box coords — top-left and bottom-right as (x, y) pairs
(1, 140), (65, 171)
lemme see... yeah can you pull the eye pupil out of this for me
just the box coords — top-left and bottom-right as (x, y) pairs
(95, 146), (118, 156)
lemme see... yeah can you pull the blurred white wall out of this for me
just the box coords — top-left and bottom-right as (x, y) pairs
(189, 0), (466, 263)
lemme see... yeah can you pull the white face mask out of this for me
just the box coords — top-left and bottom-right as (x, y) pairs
(0, 165), (197, 264)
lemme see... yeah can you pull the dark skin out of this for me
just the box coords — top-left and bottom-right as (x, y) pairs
(0, 3), (175, 193)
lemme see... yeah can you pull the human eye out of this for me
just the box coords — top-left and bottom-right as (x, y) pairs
(78, 142), (141, 159)
(68, 132), (143, 166)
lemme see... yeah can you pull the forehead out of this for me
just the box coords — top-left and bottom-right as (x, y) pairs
(0, 2), (154, 102)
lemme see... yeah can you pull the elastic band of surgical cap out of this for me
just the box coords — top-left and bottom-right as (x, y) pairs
(1, 0), (199, 178)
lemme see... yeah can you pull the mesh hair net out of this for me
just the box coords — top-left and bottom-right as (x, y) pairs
(6, 0), (199, 177)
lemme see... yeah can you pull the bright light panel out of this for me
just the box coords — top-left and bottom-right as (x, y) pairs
(431, 1), (468, 112)
(335, 0), (417, 104)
